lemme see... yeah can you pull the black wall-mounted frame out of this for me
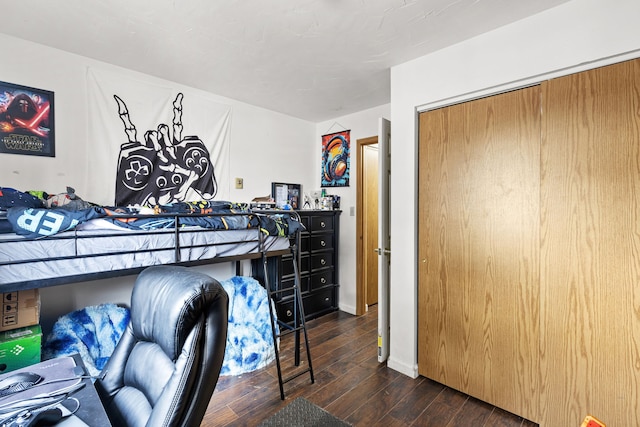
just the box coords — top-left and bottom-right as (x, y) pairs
(271, 182), (302, 209)
(0, 80), (55, 157)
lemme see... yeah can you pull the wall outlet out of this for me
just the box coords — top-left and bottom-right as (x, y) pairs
(235, 177), (243, 189)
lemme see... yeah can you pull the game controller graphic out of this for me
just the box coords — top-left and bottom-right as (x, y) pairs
(114, 93), (217, 206)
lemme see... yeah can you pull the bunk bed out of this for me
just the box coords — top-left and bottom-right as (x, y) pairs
(0, 192), (314, 399)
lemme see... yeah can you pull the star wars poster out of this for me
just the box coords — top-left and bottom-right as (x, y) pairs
(0, 81), (55, 157)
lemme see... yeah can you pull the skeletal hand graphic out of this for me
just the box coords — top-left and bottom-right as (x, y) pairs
(114, 93), (217, 206)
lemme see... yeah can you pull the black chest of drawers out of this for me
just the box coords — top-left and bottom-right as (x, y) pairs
(253, 210), (340, 323)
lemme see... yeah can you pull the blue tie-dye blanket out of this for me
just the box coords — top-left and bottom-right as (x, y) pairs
(219, 276), (278, 376)
(43, 276), (278, 377)
(42, 303), (130, 377)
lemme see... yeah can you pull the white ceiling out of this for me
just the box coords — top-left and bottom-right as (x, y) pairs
(3, 0), (568, 122)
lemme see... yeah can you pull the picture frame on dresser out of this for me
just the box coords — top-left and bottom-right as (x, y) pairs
(271, 182), (302, 209)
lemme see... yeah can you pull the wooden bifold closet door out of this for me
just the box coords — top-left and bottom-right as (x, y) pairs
(417, 85), (541, 422)
(539, 58), (640, 427)
(418, 58), (640, 427)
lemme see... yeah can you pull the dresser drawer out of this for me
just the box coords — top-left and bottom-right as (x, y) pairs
(300, 235), (310, 253)
(275, 298), (295, 323)
(311, 252), (333, 271)
(303, 287), (336, 319)
(300, 214), (310, 231)
(276, 286), (337, 323)
(279, 275), (309, 299)
(282, 253), (310, 276)
(310, 215), (334, 233)
(310, 269), (334, 291)
(310, 234), (333, 251)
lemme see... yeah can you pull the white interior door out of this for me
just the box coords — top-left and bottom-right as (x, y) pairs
(377, 117), (391, 362)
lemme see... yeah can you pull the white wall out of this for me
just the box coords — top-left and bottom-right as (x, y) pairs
(0, 34), (317, 334)
(388, 0), (640, 378)
(0, 34), (316, 202)
(315, 104), (390, 315)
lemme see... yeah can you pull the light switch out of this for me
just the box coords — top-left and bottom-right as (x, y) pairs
(235, 178), (244, 189)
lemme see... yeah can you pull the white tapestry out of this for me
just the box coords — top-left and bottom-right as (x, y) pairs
(86, 67), (232, 207)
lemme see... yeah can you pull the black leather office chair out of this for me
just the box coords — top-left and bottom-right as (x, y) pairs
(95, 266), (229, 427)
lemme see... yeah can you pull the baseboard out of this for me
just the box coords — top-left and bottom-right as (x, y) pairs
(387, 356), (419, 379)
(338, 303), (356, 315)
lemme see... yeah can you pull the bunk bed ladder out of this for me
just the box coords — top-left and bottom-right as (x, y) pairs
(261, 237), (315, 400)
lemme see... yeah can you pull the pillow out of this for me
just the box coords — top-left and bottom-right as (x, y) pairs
(7, 206), (104, 238)
(0, 187), (44, 209)
(45, 186), (94, 210)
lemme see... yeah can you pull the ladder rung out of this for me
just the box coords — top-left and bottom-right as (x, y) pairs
(269, 285), (297, 294)
(276, 325), (306, 339)
(276, 319), (296, 330)
(283, 367), (313, 384)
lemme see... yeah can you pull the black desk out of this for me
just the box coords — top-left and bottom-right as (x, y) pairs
(0, 354), (111, 426)
(57, 354), (111, 426)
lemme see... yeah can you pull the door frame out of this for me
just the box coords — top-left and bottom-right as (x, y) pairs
(356, 135), (378, 315)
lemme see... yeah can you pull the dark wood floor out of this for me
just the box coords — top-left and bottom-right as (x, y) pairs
(201, 305), (538, 427)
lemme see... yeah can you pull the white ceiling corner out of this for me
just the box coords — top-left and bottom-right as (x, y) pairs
(2, 0), (569, 122)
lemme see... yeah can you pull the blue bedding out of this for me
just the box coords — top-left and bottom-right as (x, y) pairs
(5, 200), (303, 239)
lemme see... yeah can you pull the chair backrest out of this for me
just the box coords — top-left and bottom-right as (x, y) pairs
(95, 266), (229, 427)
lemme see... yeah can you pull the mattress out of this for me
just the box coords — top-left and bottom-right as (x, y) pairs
(0, 222), (290, 287)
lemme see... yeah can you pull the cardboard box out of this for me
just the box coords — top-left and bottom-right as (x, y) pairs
(0, 324), (41, 373)
(1, 289), (40, 332)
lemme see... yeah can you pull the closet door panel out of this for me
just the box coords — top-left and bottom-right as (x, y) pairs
(540, 58), (640, 427)
(418, 86), (540, 421)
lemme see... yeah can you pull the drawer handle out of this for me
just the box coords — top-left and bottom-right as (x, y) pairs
(286, 310), (293, 317)
(321, 277), (327, 284)
(325, 297), (330, 302)
(320, 221), (326, 228)
(321, 259), (326, 266)
(320, 240), (326, 247)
